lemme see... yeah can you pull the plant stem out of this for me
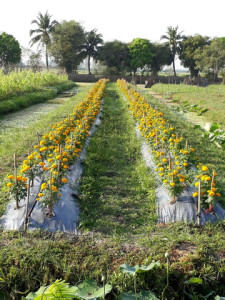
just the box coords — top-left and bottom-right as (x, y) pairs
(162, 257), (169, 300)
(134, 274), (137, 300)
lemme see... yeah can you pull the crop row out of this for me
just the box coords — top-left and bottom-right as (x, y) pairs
(0, 70), (68, 100)
(6, 79), (108, 216)
(117, 79), (221, 211)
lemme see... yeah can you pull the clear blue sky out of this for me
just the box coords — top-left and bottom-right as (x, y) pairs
(1, 0), (224, 49)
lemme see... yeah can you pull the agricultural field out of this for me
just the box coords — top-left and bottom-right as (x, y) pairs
(0, 79), (225, 299)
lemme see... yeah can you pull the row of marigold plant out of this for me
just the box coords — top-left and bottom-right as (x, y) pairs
(117, 79), (221, 211)
(6, 79), (108, 216)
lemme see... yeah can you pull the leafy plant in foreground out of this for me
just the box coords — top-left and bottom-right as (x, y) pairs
(120, 261), (161, 300)
(23, 278), (112, 300)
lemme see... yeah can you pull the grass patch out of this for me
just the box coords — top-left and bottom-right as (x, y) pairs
(78, 83), (157, 237)
(151, 83), (225, 129)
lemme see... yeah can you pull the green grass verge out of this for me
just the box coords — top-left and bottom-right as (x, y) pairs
(151, 83), (225, 128)
(0, 84), (92, 216)
(0, 81), (76, 115)
(0, 83), (225, 299)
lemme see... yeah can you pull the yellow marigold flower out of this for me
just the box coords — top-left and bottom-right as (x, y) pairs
(49, 154), (53, 158)
(208, 191), (215, 196)
(183, 162), (188, 167)
(16, 176), (22, 181)
(7, 182), (13, 187)
(61, 178), (68, 183)
(23, 160), (29, 164)
(51, 163), (57, 169)
(205, 176), (211, 181)
(51, 185), (58, 192)
(41, 183), (47, 190)
(36, 198), (40, 201)
(190, 148), (195, 152)
(56, 155), (61, 160)
(216, 193), (221, 197)
(170, 182), (175, 187)
(28, 155), (34, 160)
(40, 140), (45, 145)
(195, 182), (199, 187)
(63, 158), (68, 162)
(179, 178), (185, 182)
(202, 166), (208, 172)
(63, 165), (68, 169)
(172, 170), (178, 175)
(42, 167), (48, 171)
(48, 158), (53, 163)
(39, 162), (45, 167)
(8, 175), (14, 180)
(192, 192), (198, 197)
(53, 171), (58, 176)
(33, 145), (39, 149)
(38, 193), (44, 197)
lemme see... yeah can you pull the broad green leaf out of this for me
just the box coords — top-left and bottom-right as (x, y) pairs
(26, 287), (47, 299)
(120, 261), (161, 275)
(185, 277), (203, 284)
(120, 263), (140, 275)
(76, 278), (112, 299)
(136, 261), (161, 273)
(119, 290), (159, 300)
(210, 123), (220, 132)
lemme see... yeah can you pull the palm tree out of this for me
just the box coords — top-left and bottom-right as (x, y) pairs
(161, 26), (185, 76)
(30, 11), (58, 69)
(78, 29), (103, 74)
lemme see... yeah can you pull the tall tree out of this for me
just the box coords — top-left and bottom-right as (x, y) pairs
(194, 38), (225, 81)
(49, 20), (85, 73)
(78, 29), (103, 75)
(161, 26), (185, 76)
(0, 32), (21, 69)
(150, 43), (173, 76)
(179, 35), (210, 77)
(30, 11), (58, 69)
(99, 40), (130, 74)
(129, 38), (154, 75)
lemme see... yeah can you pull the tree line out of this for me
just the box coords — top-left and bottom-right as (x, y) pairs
(1, 11), (225, 80)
